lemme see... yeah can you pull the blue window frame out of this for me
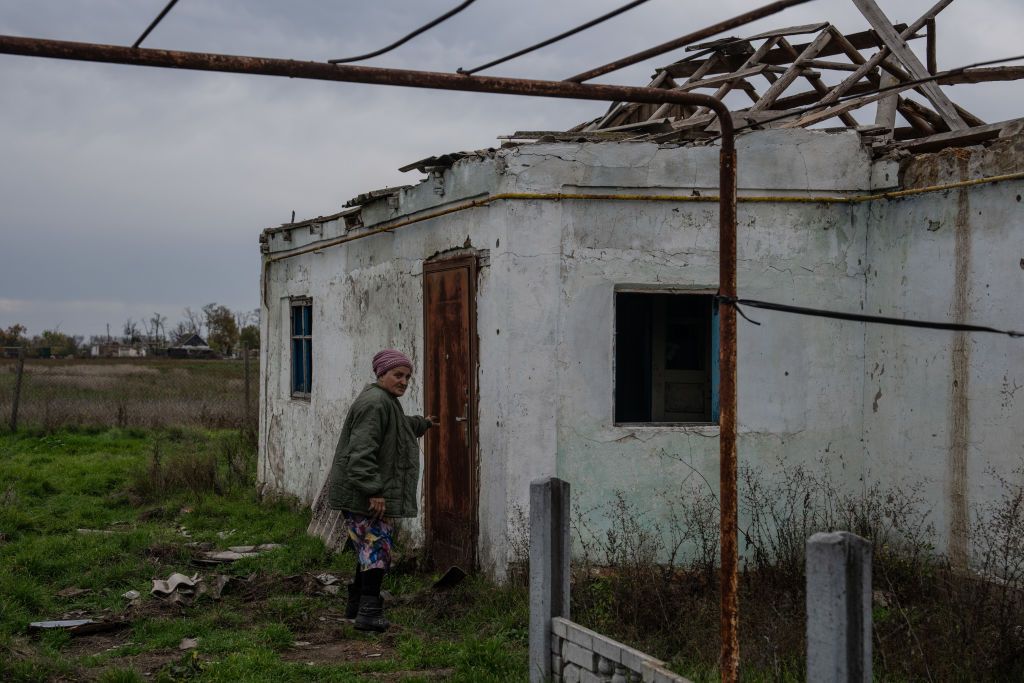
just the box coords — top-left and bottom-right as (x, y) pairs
(614, 291), (719, 424)
(290, 299), (312, 397)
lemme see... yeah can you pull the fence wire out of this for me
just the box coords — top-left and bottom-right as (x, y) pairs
(0, 352), (257, 432)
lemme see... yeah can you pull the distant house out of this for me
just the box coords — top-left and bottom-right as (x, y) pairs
(168, 334), (216, 359)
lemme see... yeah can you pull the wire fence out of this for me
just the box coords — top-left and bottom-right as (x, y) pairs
(0, 349), (257, 433)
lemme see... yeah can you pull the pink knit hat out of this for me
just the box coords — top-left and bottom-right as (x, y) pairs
(373, 349), (413, 377)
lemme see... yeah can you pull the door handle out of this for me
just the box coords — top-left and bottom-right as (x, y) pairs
(455, 403), (470, 448)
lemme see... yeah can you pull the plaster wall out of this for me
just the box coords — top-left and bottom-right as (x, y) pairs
(258, 128), (1023, 577)
(862, 136), (1024, 564)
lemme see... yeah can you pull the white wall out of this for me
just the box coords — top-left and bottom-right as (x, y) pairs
(259, 130), (1024, 577)
(862, 135), (1024, 563)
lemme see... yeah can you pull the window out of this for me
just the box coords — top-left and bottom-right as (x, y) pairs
(290, 299), (312, 398)
(614, 291), (719, 424)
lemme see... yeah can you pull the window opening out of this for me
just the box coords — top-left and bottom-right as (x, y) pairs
(290, 300), (312, 397)
(615, 291), (719, 424)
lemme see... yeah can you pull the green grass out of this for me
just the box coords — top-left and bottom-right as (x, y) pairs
(0, 428), (528, 681)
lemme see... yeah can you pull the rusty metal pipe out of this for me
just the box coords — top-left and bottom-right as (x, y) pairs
(0, 32), (741, 681)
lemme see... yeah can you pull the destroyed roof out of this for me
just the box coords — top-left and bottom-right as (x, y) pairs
(506, 5), (1024, 155)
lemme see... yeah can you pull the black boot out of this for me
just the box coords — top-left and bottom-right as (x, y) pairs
(345, 581), (361, 620)
(353, 595), (389, 632)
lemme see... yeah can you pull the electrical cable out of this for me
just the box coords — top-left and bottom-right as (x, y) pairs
(716, 295), (1024, 338)
(457, 0), (654, 76)
(328, 0), (477, 64)
(132, 0), (180, 49)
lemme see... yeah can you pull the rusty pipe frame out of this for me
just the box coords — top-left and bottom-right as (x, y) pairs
(0, 33), (742, 682)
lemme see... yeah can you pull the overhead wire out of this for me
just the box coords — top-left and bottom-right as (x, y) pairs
(132, 0), (180, 49)
(565, 0), (817, 83)
(457, 0), (655, 76)
(328, 0), (477, 64)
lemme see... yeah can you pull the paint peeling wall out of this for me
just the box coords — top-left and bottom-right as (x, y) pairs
(259, 128), (1024, 578)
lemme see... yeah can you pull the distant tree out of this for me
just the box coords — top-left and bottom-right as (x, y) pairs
(239, 324), (260, 351)
(204, 303), (239, 356)
(123, 318), (142, 344)
(0, 324), (27, 347)
(35, 330), (81, 357)
(141, 312), (168, 346)
(149, 312), (167, 343)
(183, 307), (204, 336)
(169, 321), (193, 344)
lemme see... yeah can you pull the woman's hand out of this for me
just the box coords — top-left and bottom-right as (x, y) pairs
(369, 497), (386, 518)
(427, 416), (440, 429)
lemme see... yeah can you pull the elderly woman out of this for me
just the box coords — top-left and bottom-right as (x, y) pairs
(328, 349), (437, 632)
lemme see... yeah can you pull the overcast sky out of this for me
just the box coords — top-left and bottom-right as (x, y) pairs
(0, 0), (1020, 338)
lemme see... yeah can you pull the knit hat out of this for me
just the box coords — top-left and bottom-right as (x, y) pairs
(373, 349), (413, 377)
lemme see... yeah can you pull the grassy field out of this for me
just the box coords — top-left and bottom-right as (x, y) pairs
(0, 428), (527, 682)
(0, 359), (254, 431)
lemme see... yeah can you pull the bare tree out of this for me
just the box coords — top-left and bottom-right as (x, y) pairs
(150, 312), (167, 343)
(123, 318), (141, 344)
(182, 307), (204, 337)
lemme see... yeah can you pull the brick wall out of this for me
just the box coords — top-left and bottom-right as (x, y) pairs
(550, 617), (691, 683)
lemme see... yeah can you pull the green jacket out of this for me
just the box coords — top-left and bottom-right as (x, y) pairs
(327, 383), (432, 517)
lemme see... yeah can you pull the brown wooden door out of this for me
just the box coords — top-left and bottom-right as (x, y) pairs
(423, 256), (478, 570)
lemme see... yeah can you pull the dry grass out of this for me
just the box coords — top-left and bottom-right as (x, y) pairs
(0, 357), (255, 431)
(567, 459), (1024, 681)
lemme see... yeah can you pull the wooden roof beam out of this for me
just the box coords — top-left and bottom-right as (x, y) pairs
(852, 0), (966, 129)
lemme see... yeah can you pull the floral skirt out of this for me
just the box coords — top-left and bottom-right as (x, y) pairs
(343, 511), (395, 571)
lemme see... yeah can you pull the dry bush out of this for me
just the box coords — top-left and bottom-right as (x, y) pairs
(569, 458), (1024, 680)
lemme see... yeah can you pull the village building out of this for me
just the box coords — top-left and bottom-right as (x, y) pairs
(257, 13), (1024, 577)
(167, 333), (216, 359)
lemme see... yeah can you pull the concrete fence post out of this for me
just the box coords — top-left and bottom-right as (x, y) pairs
(529, 477), (570, 683)
(806, 531), (872, 683)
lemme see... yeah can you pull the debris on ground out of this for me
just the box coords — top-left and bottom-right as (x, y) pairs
(28, 617), (129, 636)
(56, 587), (92, 598)
(432, 566), (467, 590)
(192, 543), (284, 565)
(151, 573), (202, 606)
(122, 590), (142, 607)
(178, 637), (198, 651)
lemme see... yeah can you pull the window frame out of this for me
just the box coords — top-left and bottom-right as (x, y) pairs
(612, 286), (720, 427)
(289, 297), (313, 400)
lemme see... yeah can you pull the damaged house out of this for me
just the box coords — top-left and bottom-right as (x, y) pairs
(257, 8), (1024, 577)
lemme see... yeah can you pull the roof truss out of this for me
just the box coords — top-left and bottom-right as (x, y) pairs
(510, 1), (1024, 154)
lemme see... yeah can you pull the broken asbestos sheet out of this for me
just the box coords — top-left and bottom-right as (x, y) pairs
(192, 543), (284, 565)
(151, 573), (202, 605)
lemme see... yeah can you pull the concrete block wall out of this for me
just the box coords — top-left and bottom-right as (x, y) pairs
(550, 618), (691, 683)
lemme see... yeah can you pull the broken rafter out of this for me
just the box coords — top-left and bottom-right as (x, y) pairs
(851, 0), (966, 129)
(571, 2), (1016, 150)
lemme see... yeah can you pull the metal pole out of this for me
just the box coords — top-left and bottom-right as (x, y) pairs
(0, 33), (742, 677)
(10, 346), (25, 432)
(718, 124), (739, 683)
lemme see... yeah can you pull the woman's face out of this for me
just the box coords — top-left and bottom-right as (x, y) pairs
(378, 366), (412, 397)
